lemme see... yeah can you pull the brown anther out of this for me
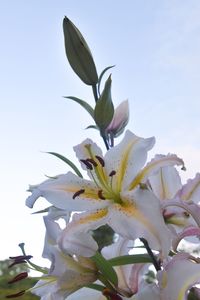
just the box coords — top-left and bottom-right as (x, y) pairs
(8, 272), (28, 284)
(73, 189), (85, 199)
(109, 170), (116, 177)
(6, 290), (26, 298)
(183, 211), (190, 218)
(80, 159), (93, 170)
(8, 255), (32, 268)
(103, 289), (123, 300)
(86, 158), (98, 167)
(98, 190), (106, 200)
(95, 155), (105, 167)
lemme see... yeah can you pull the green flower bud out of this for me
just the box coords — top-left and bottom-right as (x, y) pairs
(63, 17), (98, 85)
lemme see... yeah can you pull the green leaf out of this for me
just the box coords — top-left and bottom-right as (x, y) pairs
(64, 96), (94, 119)
(94, 75), (114, 131)
(31, 206), (53, 214)
(63, 17), (98, 85)
(86, 283), (105, 292)
(108, 254), (152, 266)
(46, 152), (83, 178)
(92, 252), (118, 287)
(85, 124), (99, 130)
(98, 65), (115, 96)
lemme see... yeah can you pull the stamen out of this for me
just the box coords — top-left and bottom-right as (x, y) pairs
(73, 189), (85, 199)
(80, 159), (93, 170)
(95, 155), (105, 167)
(8, 272), (28, 284)
(8, 255), (32, 268)
(9, 260), (27, 268)
(6, 290), (26, 298)
(98, 190), (106, 200)
(109, 170), (116, 177)
(9, 255), (32, 261)
(86, 158), (98, 167)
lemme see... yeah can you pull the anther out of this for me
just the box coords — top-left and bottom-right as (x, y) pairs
(103, 289), (123, 300)
(86, 158), (98, 167)
(73, 189), (85, 199)
(8, 272), (28, 284)
(95, 155), (105, 167)
(6, 290), (26, 298)
(98, 190), (106, 200)
(8, 255), (32, 268)
(109, 170), (116, 177)
(80, 159), (93, 170)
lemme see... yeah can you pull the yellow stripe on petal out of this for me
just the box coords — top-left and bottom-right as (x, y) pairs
(129, 154), (184, 191)
(116, 138), (140, 192)
(78, 208), (108, 224)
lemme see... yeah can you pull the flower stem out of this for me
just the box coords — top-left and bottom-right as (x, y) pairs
(140, 238), (161, 271)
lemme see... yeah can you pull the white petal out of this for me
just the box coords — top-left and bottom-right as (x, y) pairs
(129, 154), (184, 190)
(26, 172), (110, 211)
(109, 189), (172, 258)
(178, 173), (200, 204)
(58, 209), (109, 257)
(159, 253), (200, 300)
(148, 166), (182, 200)
(104, 130), (155, 192)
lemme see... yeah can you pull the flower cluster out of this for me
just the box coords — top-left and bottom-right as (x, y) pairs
(7, 17), (200, 300)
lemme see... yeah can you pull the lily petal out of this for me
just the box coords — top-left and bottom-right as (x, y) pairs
(58, 209), (109, 257)
(178, 173), (200, 204)
(26, 172), (110, 211)
(104, 130), (155, 192)
(148, 166), (182, 200)
(159, 253), (200, 300)
(109, 189), (172, 259)
(129, 154), (184, 191)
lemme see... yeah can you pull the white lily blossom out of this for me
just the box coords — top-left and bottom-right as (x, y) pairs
(26, 130), (185, 258)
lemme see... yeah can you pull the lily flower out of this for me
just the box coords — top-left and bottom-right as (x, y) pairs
(26, 130), (184, 258)
(30, 216), (98, 300)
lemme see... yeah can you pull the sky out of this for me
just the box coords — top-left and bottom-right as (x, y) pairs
(1, 0), (200, 267)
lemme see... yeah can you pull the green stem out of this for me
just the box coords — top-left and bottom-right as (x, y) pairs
(92, 84), (99, 102)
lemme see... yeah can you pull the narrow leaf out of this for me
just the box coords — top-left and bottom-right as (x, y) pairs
(32, 206), (53, 214)
(46, 152), (83, 178)
(64, 96), (94, 119)
(92, 252), (118, 286)
(86, 283), (105, 292)
(98, 65), (115, 96)
(108, 254), (152, 266)
(85, 124), (99, 130)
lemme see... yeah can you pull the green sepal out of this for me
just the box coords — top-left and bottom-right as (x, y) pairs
(63, 17), (98, 85)
(108, 254), (152, 266)
(64, 96), (94, 119)
(46, 151), (83, 178)
(98, 65), (115, 96)
(94, 75), (114, 131)
(92, 252), (118, 287)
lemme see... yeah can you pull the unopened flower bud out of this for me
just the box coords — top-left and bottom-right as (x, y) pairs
(63, 17), (98, 85)
(106, 100), (129, 137)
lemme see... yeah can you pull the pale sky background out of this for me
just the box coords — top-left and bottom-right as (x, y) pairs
(1, 0), (200, 267)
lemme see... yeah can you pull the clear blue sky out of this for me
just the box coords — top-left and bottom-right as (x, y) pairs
(1, 1), (200, 263)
